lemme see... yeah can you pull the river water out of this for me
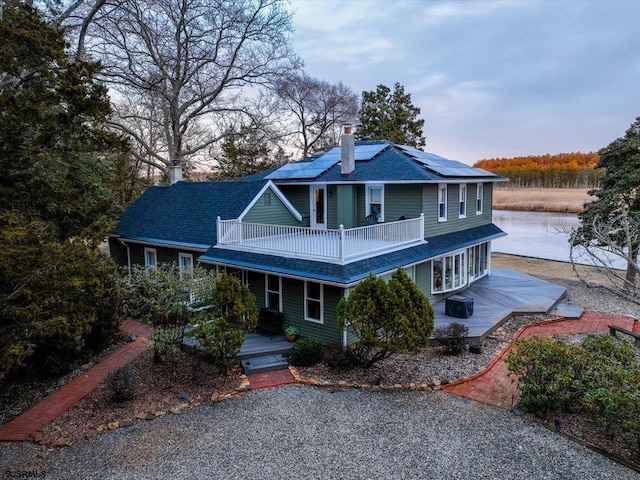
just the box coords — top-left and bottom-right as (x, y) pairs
(492, 210), (632, 270)
(492, 210), (579, 262)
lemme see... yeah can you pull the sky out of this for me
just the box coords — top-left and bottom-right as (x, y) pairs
(289, 0), (640, 165)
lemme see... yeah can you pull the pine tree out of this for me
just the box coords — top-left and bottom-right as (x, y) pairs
(357, 83), (426, 148)
(337, 270), (434, 367)
(572, 117), (640, 288)
(0, 2), (125, 379)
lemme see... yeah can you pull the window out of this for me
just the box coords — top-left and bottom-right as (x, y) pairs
(438, 184), (447, 221)
(476, 183), (483, 215)
(459, 184), (467, 218)
(178, 253), (193, 273)
(264, 192), (271, 206)
(144, 247), (157, 268)
(265, 274), (282, 311)
(468, 243), (489, 281)
(305, 281), (323, 323)
(432, 251), (467, 293)
(366, 184), (384, 222)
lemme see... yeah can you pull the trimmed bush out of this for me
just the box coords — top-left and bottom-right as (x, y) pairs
(150, 326), (185, 364)
(433, 322), (469, 355)
(105, 365), (139, 402)
(290, 338), (324, 366)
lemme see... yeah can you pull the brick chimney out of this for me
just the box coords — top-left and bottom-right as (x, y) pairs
(341, 123), (355, 175)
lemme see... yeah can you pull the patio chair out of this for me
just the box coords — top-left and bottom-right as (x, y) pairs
(365, 214), (378, 225)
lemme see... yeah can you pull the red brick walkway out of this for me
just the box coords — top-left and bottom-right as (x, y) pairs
(247, 368), (296, 390)
(443, 310), (638, 409)
(0, 319), (153, 443)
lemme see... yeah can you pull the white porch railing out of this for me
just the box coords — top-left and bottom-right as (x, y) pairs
(216, 214), (424, 264)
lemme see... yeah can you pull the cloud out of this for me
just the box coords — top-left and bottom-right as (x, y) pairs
(289, 0), (640, 164)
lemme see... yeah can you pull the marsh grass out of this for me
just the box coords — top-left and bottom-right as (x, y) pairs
(493, 188), (594, 213)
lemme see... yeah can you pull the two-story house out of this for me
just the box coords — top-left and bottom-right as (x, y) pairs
(109, 128), (507, 346)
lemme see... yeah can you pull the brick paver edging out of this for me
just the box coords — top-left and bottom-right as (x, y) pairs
(0, 320), (153, 443)
(442, 310), (638, 409)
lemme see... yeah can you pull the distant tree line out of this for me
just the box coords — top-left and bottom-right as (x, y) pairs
(474, 152), (604, 188)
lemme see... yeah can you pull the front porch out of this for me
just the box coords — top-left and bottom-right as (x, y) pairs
(239, 268), (572, 360)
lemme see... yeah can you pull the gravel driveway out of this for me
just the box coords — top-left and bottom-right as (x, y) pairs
(1, 385), (635, 479)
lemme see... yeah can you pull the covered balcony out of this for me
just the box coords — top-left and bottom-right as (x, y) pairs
(216, 214), (425, 264)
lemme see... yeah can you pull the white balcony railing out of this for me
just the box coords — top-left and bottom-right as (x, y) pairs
(216, 214), (424, 264)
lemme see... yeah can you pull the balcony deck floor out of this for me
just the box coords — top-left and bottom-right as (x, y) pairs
(223, 231), (421, 262)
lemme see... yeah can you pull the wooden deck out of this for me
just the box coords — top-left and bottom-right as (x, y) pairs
(433, 268), (570, 340)
(239, 333), (292, 360)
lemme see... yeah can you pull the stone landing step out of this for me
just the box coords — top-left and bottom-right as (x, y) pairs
(242, 354), (289, 375)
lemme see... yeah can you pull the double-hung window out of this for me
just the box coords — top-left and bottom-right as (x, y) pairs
(178, 253), (193, 276)
(305, 281), (323, 323)
(438, 184), (447, 221)
(476, 183), (484, 215)
(144, 247), (157, 268)
(266, 274), (282, 311)
(366, 184), (384, 222)
(459, 184), (467, 218)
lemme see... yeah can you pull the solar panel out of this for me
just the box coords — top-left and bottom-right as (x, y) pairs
(397, 145), (496, 177)
(354, 143), (387, 160)
(267, 142), (389, 180)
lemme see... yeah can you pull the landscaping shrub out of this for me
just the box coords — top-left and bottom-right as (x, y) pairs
(150, 326), (185, 364)
(105, 365), (139, 402)
(505, 336), (586, 415)
(290, 338), (324, 366)
(337, 270), (434, 367)
(323, 344), (357, 370)
(432, 322), (469, 355)
(187, 274), (257, 374)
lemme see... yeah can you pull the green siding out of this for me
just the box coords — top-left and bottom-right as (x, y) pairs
(423, 183), (493, 237)
(243, 187), (300, 226)
(336, 185), (357, 228)
(327, 185), (338, 229)
(108, 238), (128, 266)
(248, 272), (265, 307)
(384, 184), (423, 222)
(126, 244), (196, 267)
(278, 185), (310, 226)
(279, 278), (343, 345)
(355, 185), (366, 225)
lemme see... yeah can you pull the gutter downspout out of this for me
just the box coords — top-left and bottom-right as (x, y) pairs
(342, 288), (349, 348)
(119, 239), (132, 274)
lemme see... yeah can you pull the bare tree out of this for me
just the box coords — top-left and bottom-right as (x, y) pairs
(570, 208), (640, 305)
(274, 73), (358, 158)
(68, 0), (301, 174)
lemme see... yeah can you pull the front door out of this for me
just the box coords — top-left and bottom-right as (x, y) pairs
(310, 185), (327, 229)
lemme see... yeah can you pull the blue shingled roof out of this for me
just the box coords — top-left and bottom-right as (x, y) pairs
(199, 223), (505, 285)
(265, 141), (503, 183)
(112, 180), (268, 249)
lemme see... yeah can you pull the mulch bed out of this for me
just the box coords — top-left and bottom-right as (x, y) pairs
(38, 350), (243, 444)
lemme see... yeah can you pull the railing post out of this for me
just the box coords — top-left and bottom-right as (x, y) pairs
(339, 224), (345, 262)
(237, 219), (243, 244)
(420, 213), (424, 239)
(217, 216), (221, 244)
